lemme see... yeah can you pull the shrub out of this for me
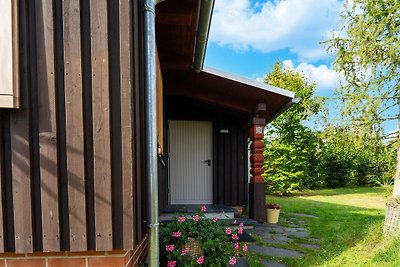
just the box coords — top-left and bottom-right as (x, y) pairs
(319, 149), (352, 188)
(160, 206), (247, 266)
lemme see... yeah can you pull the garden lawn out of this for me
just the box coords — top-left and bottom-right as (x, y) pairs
(252, 187), (400, 267)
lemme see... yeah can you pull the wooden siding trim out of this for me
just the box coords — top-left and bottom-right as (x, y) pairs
(63, 0), (87, 251)
(90, 0), (113, 251)
(119, 0), (134, 250)
(0, 0), (20, 109)
(0, 0), (144, 254)
(11, 0), (33, 253)
(36, 0), (60, 252)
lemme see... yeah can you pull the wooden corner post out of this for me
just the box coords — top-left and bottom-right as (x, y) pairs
(248, 117), (266, 222)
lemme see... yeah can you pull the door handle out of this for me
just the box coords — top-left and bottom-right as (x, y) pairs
(204, 159), (211, 166)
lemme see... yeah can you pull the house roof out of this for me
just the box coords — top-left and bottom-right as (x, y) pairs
(163, 67), (295, 119)
(156, 0), (295, 120)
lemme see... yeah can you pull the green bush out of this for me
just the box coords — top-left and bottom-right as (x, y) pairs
(319, 149), (352, 188)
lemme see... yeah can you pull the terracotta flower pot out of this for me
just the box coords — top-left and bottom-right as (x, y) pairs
(266, 208), (280, 224)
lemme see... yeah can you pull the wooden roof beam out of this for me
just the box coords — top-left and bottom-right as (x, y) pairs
(156, 13), (193, 26)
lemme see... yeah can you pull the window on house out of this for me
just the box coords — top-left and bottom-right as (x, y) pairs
(0, 0), (19, 108)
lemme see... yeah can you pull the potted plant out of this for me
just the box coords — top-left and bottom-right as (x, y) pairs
(266, 203), (281, 224)
(160, 206), (248, 266)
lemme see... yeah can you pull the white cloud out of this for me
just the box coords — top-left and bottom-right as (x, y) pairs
(209, 0), (342, 61)
(282, 60), (339, 92)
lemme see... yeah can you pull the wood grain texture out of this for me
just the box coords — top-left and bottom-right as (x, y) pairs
(90, 0), (113, 251)
(0, 0), (145, 254)
(10, 0), (33, 252)
(63, 0), (87, 251)
(36, 0), (60, 252)
(119, 0), (134, 250)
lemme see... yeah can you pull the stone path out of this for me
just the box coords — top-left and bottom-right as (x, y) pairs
(237, 213), (321, 267)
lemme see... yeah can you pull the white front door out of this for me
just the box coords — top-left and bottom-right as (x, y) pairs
(169, 120), (213, 204)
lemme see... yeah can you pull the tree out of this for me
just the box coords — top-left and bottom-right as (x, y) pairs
(263, 62), (321, 194)
(326, 0), (400, 197)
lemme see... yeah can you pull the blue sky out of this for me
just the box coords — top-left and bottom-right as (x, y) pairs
(204, 0), (342, 98)
(204, 0), (397, 133)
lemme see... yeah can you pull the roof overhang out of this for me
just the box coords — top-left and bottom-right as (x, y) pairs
(156, 0), (296, 122)
(164, 67), (295, 120)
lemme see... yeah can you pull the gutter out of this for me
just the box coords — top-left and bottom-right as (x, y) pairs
(143, 0), (159, 266)
(265, 97), (299, 124)
(193, 0), (215, 72)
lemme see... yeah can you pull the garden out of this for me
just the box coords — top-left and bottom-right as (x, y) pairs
(248, 187), (400, 266)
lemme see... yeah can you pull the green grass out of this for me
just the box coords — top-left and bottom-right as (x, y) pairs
(250, 187), (400, 267)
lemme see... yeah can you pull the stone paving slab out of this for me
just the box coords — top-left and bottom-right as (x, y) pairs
(282, 227), (307, 232)
(235, 258), (248, 267)
(249, 245), (304, 258)
(286, 230), (310, 238)
(261, 233), (293, 245)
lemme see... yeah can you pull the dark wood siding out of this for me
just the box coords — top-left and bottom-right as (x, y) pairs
(0, 0), (146, 253)
(164, 96), (249, 208)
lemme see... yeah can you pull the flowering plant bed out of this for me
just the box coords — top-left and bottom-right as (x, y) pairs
(160, 206), (248, 266)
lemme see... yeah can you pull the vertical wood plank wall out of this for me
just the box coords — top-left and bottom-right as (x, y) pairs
(0, 0), (146, 253)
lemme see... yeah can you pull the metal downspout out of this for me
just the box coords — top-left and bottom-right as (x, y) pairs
(193, 0), (215, 72)
(143, 0), (159, 266)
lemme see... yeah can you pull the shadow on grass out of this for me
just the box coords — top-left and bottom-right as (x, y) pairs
(261, 196), (386, 267)
(270, 186), (387, 198)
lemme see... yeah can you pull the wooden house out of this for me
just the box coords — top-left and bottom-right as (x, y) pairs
(0, 0), (294, 266)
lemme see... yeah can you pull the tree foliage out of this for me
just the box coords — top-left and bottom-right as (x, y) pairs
(319, 125), (396, 188)
(325, 0), (400, 197)
(263, 62), (321, 194)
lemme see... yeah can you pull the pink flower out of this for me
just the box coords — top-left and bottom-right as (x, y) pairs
(201, 206), (207, 212)
(242, 243), (248, 252)
(165, 244), (175, 252)
(172, 231), (182, 237)
(212, 217), (219, 222)
(225, 227), (232, 235)
(232, 234), (239, 240)
(238, 227), (244, 235)
(167, 261), (177, 267)
(234, 242), (239, 250)
(229, 256), (237, 265)
(192, 214), (200, 221)
(178, 216), (186, 223)
(181, 247), (190, 256)
(239, 223), (244, 227)
(233, 219), (237, 224)
(196, 256), (204, 264)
